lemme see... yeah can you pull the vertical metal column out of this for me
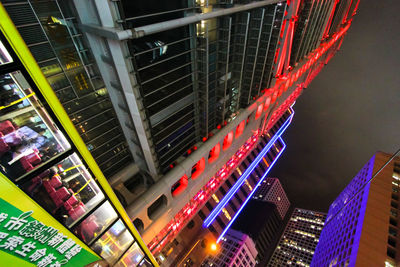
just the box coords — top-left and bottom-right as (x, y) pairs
(266, 3), (286, 87)
(258, 5), (278, 94)
(189, 21), (202, 142)
(298, 0), (323, 60)
(294, 0), (316, 63)
(249, 8), (266, 101)
(303, 0), (328, 56)
(221, 17), (232, 123)
(312, 0), (336, 50)
(236, 12), (250, 110)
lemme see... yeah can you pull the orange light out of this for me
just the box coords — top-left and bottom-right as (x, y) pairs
(211, 243), (217, 251)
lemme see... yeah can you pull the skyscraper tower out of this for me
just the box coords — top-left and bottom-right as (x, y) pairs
(253, 177), (291, 219)
(269, 208), (326, 266)
(0, 0), (359, 265)
(312, 152), (400, 267)
(202, 229), (258, 267)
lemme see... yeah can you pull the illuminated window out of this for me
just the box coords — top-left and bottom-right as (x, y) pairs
(208, 143), (221, 163)
(223, 131), (234, 150)
(0, 41), (13, 65)
(244, 180), (253, 191)
(191, 157), (205, 180)
(92, 220), (133, 264)
(212, 194), (220, 203)
(255, 103), (264, 119)
(235, 121), (245, 138)
(222, 208), (231, 221)
(115, 242), (144, 267)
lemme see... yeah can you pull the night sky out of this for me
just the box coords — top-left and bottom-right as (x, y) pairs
(269, 1), (400, 212)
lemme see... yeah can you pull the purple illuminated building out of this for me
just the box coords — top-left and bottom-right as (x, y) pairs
(312, 152), (400, 267)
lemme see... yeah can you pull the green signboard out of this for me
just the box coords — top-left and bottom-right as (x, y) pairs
(0, 198), (99, 266)
(0, 175), (100, 266)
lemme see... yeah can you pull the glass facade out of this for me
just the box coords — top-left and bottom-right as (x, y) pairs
(114, 0), (288, 174)
(3, 0), (133, 178)
(0, 24), (154, 266)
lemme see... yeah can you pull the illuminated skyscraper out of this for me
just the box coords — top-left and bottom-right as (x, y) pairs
(202, 229), (258, 267)
(1, 0), (359, 265)
(269, 208), (326, 267)
(253, 177), (291, 219)
(312, 152), (400, 267)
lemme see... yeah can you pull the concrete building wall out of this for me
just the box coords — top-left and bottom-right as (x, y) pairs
(355, 152), (399, 267)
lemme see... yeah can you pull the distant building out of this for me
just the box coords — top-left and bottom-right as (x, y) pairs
(162, 116), (291, 267)
(232, 200), (286, 266)
(312, 152), (400, 267)
(253, 178), (291, 219)
(268, 208), (326, 266)
(202, 229), (258, 267)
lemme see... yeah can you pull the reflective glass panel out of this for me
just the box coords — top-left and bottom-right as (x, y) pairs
(20, 153), (104, 227)
(138, 258), (153, 267)
(0, 41), (13, 65)
(115, 242), (145, 267)
(0, 71), (70, 180)
(92, 220), (134, 264)
(75, 201), (118, 244)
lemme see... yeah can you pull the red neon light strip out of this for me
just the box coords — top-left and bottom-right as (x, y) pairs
(148, 132), (261, 254)
(285, 19), (296, 71)
(352, 0), (361, 16)
(342, 0), (354, 24)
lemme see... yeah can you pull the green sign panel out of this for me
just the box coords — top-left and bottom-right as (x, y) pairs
(0, 198), (99, 266)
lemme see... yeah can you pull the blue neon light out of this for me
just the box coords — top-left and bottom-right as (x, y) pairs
(203, 110), (294, 227)
(216, 138), (287, 243)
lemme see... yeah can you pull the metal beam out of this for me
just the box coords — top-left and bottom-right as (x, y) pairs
(80, 0), (283, 40)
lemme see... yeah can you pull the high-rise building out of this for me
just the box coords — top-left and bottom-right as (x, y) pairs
(269, 208), (326, 267)
(1, 0), (359, 265)
(253, 177), (291, 219)
(202, 229), (258, 267)
(161, 112), (291, 267)
(312, 152), (400, 267)
(232, 200), (285, 266)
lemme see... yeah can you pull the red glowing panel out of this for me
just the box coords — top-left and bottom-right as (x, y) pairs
(272, 90), (279, 103)
(208, 143), (221, 163)
(278, 83), (285, 97)
(264, 96), (271, 111)
(171, 175), (189, 197)
(290, 75), (295, 87)
(223, 131), (234, 151)
(284, 79), (290, 91)
(235, 120), (245, 138)
(255, 103), (264, 119)
(191, 157), (205, 180)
